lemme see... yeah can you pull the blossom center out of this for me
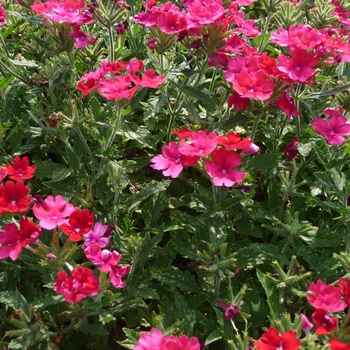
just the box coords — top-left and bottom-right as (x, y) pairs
(10, 200), (16, 205)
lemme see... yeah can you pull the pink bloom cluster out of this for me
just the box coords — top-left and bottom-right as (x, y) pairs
(210, 23), (350, 118)
(32, 195), (130, 290)
(150, 129), (258, 187)
(134, 328), (200, 350)
(77, 59), (164, 100)
(0, 158), (130, 299)
(31, 0), (96, 49)
(133, 0), (260, 51)
(305, 278), (350, 335)
(312, 105), (350, 145)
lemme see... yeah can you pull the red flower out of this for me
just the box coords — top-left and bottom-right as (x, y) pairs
(338, 277), (350, 307)
(312, 308), (338, 335)
(329, 339), (350, 350)
(0, 180), (32, 213)
(0, 168), (7, 182)
(254, 327), (300, 350)
(60, 209), (94, 242)
(218, 132), (253, 151)
(54, 267), (100, 303)
(284, 139), (299, 161)
(307, 279), (346, 312)
(11, 217), (42, 261)
(6, 156), (36, 180)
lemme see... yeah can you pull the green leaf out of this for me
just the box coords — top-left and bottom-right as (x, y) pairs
(205, 330), (222, 345)
(78, 323), (109, 336)
(304, 84), (350, 99)
(257, 269), (286, 320)
(119, 180), (170, 214)
(249, 153), (279, 172)
(151, 267), (200, 292)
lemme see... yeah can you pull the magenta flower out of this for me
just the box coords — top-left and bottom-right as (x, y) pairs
(150, 141), (199, 178)
(277, 47), (319, 83)
(33, 195), (76, 230)
(179, 131), (219, 157)
(312, 114), (350, 145)
(134, 328), (200, 350)
(0, 224), (18, 260)
(307, 279), (346, 312)
(83, 222), (111, 248)
(204, 148), (247, 187)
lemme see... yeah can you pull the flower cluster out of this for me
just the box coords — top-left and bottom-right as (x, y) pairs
(77, 59), (165, 100)
(0, 156), (130, 302)
(150, 129), (258, 187)
(134, 328), (200, 350)
(133, 0), (260, 54)
(31, 0), (96, 49)
(312, 105), (350, 145)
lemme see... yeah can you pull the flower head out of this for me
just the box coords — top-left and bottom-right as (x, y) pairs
(54, 266), (100, 303)
(204, 148), (247, 187)
(61, 209), (94, 242)
(6, 156), (36, 180)
(254, 327), (300, 350)
(0, 180), (32, 213)
(33, 195), (76, 230)
(312, 308), (338, 335)
(307, 279), (346, 312)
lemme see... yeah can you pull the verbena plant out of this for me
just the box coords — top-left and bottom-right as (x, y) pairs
(1, 0), (350, 349)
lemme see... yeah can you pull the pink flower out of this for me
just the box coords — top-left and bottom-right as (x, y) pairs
(68, 24), (97, 50)
(307, 279), (346, 312)
(216, 300), (241, 320)
(158, 10), (187, 34)
(150, 141), (199, 178)
(231, 70), (275, 100)
(83, 222), (111, 248)
(275, 91), (300, 120)
(312, 114), (350, 145)
(134, 328), (200, 350)
(0, 224), (18, 260)
(179, 131), (219, 157)
(185, 0), (224, 28)
(277, 47), (319, 83)
(134, 328), (165, 350)
(33, 195), (76, 230)
(300, 314), (313, 337)
(0, 5), (5, 26)
(109, 264), (130, 288)
(204, 148), (248, 187)
(0, 168), (7, 182)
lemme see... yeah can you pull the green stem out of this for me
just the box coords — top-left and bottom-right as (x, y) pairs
(250, 113), (262, 142)
(271, 194), (288, 244)
(258, 12), (271, 53)
(214, 274), (221, 298)
(75, 126), (95, 178)
(108, 25), (115, 62)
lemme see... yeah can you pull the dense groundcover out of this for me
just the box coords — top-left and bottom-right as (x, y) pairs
(1, 0), (350, 349)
